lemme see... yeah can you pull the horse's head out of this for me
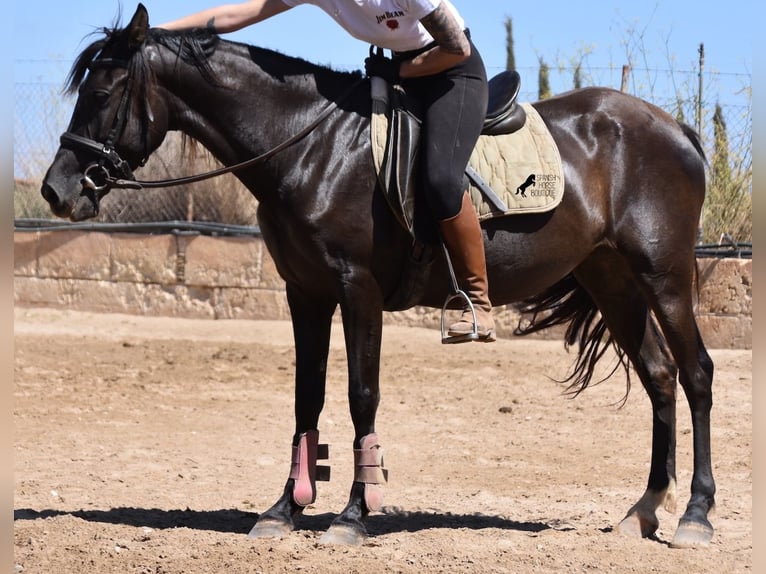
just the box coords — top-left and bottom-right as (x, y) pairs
(42, 3), (363, 220)
(41, 3), (167, 220)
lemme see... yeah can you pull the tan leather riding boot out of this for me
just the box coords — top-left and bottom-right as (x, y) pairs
(439, 192), (496, 342)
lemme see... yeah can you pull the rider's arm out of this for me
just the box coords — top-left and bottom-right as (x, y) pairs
(156, 0), (292, 33)
(399, 1), (471, 79)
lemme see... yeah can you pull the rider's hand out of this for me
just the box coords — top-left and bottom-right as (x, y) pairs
(364, 54), (401, 84)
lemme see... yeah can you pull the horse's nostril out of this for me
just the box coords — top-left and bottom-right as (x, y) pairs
(41, 183), (57, 206)
(41, 183), (67, 216)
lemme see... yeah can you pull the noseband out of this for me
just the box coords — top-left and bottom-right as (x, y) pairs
(59, 132), (141, 192)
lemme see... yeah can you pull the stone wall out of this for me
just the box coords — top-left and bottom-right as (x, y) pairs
(13, 230), (752, 349)
(695, 257), (752, 349)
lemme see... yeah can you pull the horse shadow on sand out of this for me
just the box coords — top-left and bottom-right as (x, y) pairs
(15, 506), (554, 536)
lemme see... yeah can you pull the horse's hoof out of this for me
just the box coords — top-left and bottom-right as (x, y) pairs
(615, 512), (659, 539)
(247, 519), (293, 539)
(670, 520), (713, 548)
(318, 524), (367, 546)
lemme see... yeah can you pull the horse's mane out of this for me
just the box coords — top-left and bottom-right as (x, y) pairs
(65, 26), (221, 95)
(66, 24), (362, 96)
(63, 21), (364, 172)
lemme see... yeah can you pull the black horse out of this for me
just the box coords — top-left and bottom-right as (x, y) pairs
(41, 4), (715, 548)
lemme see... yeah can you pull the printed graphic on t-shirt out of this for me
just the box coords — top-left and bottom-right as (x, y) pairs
(376, 10), (405, 30)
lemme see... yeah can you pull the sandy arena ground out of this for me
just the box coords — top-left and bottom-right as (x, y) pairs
(14, 307), (752, 573)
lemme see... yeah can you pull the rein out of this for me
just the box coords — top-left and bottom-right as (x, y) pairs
(61, 61), (365, 192)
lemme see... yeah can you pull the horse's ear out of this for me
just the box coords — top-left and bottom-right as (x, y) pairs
(127, 3), (150, 50)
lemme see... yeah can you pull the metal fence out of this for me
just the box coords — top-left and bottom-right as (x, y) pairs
(14, 61), (752, 248)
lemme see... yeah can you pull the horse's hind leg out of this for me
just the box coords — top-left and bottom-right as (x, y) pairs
(611, 316), (680, 538)
(581, 245), (715, 547)
(249, 286), (337, 539)
(614, 119), (714, 547)
(574, 257), (679, 539)
(637, 271), (715, 548)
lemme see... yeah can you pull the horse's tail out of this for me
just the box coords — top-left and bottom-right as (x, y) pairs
(679, 121), (707, 165)
(513, 275), (632, 405)
(678, 120), (707, 304)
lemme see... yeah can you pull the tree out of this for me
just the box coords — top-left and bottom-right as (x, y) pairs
(537, 56), (551, 100)
(701, 101), (752, 243)
(712, 103), (731, 183)
(573, 63), (582, 89)
(504, 17), (515, 71)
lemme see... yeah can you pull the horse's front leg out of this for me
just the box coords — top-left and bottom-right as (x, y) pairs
(249, 285), (336, 539)
(319, 278), (386, 546)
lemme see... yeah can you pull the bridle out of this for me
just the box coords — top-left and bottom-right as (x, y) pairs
(60, 57), (143, 196)
(59, 54), (365, 194)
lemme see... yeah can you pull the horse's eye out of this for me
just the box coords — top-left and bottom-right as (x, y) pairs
(91, 90), (110, 107)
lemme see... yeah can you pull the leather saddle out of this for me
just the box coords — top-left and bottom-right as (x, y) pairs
(373, 70), (526, 311)
(483, 70), (526, 136)
(374, 70), (526, 242)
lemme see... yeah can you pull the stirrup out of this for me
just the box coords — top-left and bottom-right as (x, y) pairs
(439, 234), (481, 344)
(440, 289), (480, 344)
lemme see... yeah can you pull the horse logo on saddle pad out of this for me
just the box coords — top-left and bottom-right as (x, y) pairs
(516, 173), (536, 197)
(371, 70), (565, 237)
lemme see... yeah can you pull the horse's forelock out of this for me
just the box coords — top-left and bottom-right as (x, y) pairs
(65, 34), (109, 95)
(65, 21), (148, 95)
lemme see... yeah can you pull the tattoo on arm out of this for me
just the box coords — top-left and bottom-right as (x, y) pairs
(206, 17), (217, 33)
(420, 3), (469, 55)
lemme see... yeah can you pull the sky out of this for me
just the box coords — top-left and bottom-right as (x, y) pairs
(15, 0), (753, 99)
(13, 1), (754, 179)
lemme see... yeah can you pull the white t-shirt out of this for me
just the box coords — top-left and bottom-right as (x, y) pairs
(280, 0), (465, 52)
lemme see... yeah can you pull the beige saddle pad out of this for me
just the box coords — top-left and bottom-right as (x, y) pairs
(468, 103), (564, 220)
(371, 99), (565, 222)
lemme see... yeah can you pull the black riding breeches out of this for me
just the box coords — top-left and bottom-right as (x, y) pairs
(400, 37), (488, 221)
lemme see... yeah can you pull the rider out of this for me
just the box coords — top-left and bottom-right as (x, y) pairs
(159, 0), (495, 342)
